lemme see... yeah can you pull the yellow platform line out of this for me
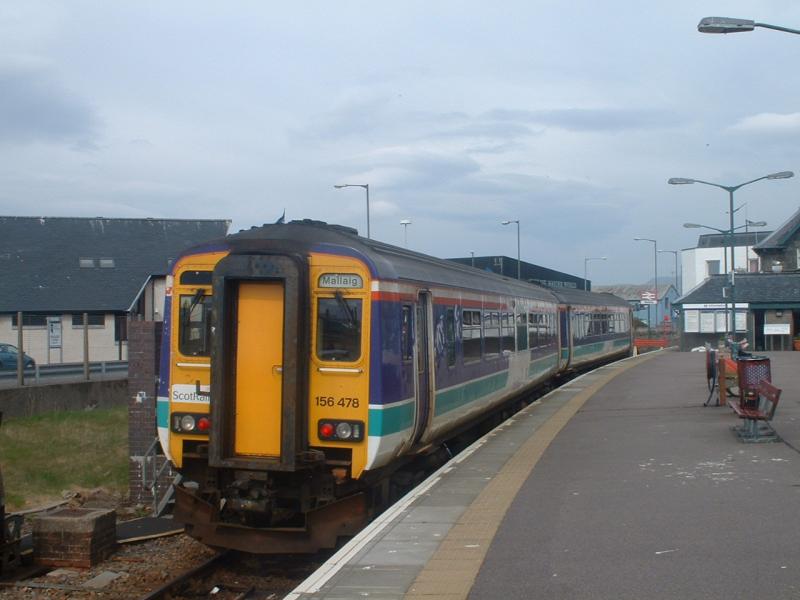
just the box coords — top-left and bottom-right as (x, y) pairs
(405, 352), (661, 599)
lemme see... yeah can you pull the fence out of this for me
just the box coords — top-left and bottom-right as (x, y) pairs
(0, 311), (129, 386)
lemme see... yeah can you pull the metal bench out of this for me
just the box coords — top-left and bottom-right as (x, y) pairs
(728, 380), (782, 443)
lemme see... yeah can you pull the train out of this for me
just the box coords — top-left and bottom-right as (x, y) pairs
(158, 219), (632, 553)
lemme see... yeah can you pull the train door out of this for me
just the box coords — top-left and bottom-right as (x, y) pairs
(233, 281), (284, 457)
(411, 291), (433, 444)
(558, 307), (570, 370)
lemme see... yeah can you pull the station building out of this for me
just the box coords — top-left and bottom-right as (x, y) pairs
(675, 207), (800, 351)
(0, 216), (229, 365)
(680, 229), (771, 293)
(593, 284), (680, 331)
(448, 255), (586, 290)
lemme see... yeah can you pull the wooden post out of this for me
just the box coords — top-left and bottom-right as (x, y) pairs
(16, 311), (24, 387)
(83, 313), (90, 381)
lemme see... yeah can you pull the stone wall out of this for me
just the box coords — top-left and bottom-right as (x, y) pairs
(0, 379), (128, 419)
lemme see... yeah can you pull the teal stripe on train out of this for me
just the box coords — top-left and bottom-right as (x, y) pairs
(157, 398), (169, 428)
(369, 401), (415, 437)
(434, 371), (509, 417)
(528, 354), (558, 378)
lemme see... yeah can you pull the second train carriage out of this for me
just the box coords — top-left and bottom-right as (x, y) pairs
(160, 220), (631, 552)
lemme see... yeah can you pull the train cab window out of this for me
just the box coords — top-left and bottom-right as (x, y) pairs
(463, 309), (481, 362)
(316, 295), (363, 362)
(179, 292), (213, 356)
(401, 305), (413, 362)
(516, 313), (528, 351)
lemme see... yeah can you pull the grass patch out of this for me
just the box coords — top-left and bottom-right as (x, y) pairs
(0, 406), (128, 510)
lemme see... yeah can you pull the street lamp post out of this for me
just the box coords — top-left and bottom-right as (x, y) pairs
(634, 238), (658, 333)
(501, 220), (521, 280)
(657, 250), (680, 295)
(400, 219), (412, 248)
(583, 256), (606, 291)
(334, 183), (370, 238)
(669, 172), (792, 336)
(698, 16), (800, 35)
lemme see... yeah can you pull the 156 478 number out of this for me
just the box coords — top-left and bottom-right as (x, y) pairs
(315, 396), (360, 408)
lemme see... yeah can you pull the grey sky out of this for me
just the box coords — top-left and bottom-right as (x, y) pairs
(2, 1), (800, 284)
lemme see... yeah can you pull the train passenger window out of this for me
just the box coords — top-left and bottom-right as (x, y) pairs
(316, 296), (362, 362)
(484, 311), (501, 356)
(463, 309), (481, 362)
(401, 305), (413, 362)
(516, 313), (528, 351)
(179, 293), (213, 356)
(445, 308), (456, 367)
(501, 313), (515, 352)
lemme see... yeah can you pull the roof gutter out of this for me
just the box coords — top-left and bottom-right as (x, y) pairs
(128, 275), (153, 313)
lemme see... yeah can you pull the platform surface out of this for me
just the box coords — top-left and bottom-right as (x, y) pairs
(288, 350), (800, 600)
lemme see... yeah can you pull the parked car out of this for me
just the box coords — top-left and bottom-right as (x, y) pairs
(0, 344), (36, 370)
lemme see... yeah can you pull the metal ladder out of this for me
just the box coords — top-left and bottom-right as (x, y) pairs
(142, 437), (183, 516)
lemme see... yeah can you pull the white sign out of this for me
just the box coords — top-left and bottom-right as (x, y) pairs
(171, 383), (210, 404)
(700, 312), (716, 333)
(714, 311), (727, 333)
(47, 317), (62, 348)
(764, 323), (791, 335)
(319, 273), (363, 289)
(684, 310), (699, 333)
(640, 290), (657, 305)
(683, 303), (749, 310)
(735, 311), (747, 333)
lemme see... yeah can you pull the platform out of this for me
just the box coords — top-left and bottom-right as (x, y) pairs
(287, 350), (800, 599)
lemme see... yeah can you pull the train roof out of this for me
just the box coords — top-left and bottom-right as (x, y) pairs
(195, 220), (627, 308)
(210, 220), (555, 301)
(549, 286), (631, 308)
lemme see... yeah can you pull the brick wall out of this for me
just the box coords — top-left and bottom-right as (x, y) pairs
(127, 321), (174, 507)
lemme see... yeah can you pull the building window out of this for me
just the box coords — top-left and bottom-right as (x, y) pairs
(114, 315), (128, 342)
(11, 314), (48, 328)
(79, 258), (95, 268)
(99, 258), (115, 268)
(71, 313), (106, 327)
(706, 260), (720, 276)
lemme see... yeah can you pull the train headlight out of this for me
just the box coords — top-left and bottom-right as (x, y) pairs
(180, 415), (196, 431)
(318, 420), (364, 442)
(335, 422), (352, 439)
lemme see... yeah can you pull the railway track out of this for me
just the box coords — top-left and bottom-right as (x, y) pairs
(141, 550), (331, 600)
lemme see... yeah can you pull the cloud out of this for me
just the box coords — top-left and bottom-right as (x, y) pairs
(728, 112), (800, 135)
(0, 62), (99, 146)
(485, 108), (683, 132)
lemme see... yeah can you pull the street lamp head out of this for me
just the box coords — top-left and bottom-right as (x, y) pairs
(766, 171), (794, 180)
(400, 219), (411, 225)
(698, 17), (755, 34)
(668, 178), (695, 185)
(501, 220), (518, 225)
(683, 223), (702, 229)
(333, 184), (347, 189)
(746, 220), (767, 227)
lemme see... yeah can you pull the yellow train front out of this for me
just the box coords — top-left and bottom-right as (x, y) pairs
(159, 219), (631, 553)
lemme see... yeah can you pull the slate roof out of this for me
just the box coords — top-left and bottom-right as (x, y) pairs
(696, 230), (772, 249)
(593, 284), (677, 302)
(675, 273), (800, 306)
(0, 217), (230, 313)
(753, 207), (800, 250)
